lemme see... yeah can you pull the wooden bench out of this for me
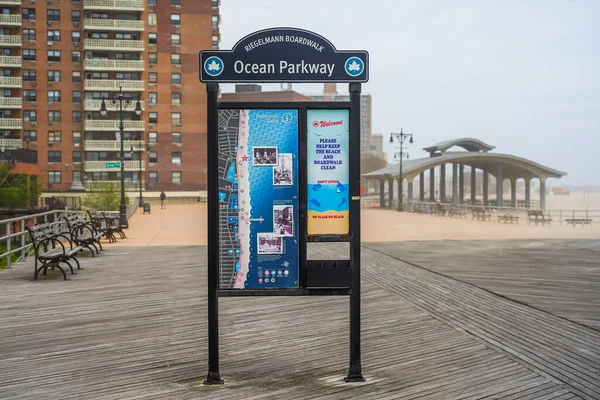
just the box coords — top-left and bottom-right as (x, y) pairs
(527, 210), (552, 226)
(26, 222), (82, 281)
(498, 214), (519, 224)
(471, 207), (491, 221)
(449, 208), (468, 219)
(565, 218), (592, 227)
(62, 214), (104, 257)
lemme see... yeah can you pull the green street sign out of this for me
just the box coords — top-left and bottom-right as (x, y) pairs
(105, 162), (121, 168)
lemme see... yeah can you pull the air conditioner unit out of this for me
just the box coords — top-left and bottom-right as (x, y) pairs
(31, 122), (37, 127)
(73, 42), (79, 47)
(176, 143), (182, 148)
(47, 41), (53, 46)
(175, 163), (181, 167)
(73, 22), (79, 27)
(31, 40), (36, 45)
(47, 21), (52, 26)
(47, 81), (53, 86)
(31, 101), (37, 105)
(31, 81), (36, 86)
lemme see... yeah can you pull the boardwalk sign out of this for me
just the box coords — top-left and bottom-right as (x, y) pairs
(200, 27), (369, 83)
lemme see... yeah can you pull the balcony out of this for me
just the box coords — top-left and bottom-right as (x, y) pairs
(0, 35), (21, 47)
(0, 118), (22, 129)
(84, 18), (144, 31)
(84, 160), (144, 172)
(85, 180), (145, 192)
(83, 0), (144, 11)
(84, 38), (144, 52)
(84, 59), (145, 71)
(84, 120), (145, 131)
(0, 0), (21, 5)
(0, 77), (21, 88)
(85, 100), (145, 112)
(84, 140), (145, 151)
(0, 138), (21, 149)
(84, 79), (145, 91)
(0, 55), (21, 68)
(0, 14), (21, 26)
(0, 97), (22, 108)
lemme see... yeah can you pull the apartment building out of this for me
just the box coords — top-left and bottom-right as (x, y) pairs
(0, 0), (219, 196)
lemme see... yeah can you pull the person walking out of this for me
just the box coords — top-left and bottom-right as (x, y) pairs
(160, 191), (167, 209)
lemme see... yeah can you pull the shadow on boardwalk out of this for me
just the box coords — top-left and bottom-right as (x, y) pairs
(0, 241), (598, 399)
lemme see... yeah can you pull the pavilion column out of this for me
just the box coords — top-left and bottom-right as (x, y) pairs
(511, 179), (517, 208)
(496, 163), (503, 208)
(379, 178), (385, 209)
(451, 163), (458, 205)
(429, 168), (435, 201)
(440, 164), (446, 202)
(407, 180), (414, 201)
(525, 179), (531, 208)
(470, 166), (476, 203)
(483, 170), (489, 205)
(540, 178), (546, 210)
(459, 164), (465, 204)
(419, 172), (425, 201)
(388, 177), (393, 209)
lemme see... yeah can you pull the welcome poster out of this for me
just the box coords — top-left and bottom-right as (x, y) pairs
(307, 109), (350, 235)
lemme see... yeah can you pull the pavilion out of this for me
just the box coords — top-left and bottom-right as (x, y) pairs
(363, 138), (566, 210)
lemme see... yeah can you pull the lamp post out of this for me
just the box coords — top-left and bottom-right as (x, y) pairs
(389, 128), (414, 211)
(100, 87), (142, 228)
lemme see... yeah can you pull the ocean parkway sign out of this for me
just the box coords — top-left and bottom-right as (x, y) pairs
(199, 27), (369, 83)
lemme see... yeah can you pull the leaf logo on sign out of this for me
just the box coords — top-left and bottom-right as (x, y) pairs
(208, 60), (221, 72)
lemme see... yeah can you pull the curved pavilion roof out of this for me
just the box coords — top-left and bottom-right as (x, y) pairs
(423, 138), (495, 153)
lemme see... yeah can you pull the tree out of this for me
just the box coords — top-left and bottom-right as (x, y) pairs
(82, 182), (129, 211)
(0, 164), (41, 209)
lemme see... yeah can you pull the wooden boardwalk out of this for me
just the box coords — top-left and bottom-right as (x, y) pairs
(0, 241), (597, 399)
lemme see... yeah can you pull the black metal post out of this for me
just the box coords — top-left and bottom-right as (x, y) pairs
(205, 83), (223, 384)
(118, 88), (128, 229)
(138, 145), (143, 207)
(345, 82), (365, 382)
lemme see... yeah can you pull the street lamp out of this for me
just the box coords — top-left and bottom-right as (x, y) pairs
(389, 128), (414, 212)
(100, 87), (142, 228)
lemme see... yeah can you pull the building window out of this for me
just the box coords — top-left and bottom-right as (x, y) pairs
(47, 90), (61, 103)
(149, 112), (157, 123)
(71, 31), (81, 43)
(171, 53), (181, 66)
(171, 73), (181, 85)
(72, 111), (81, 123)
(171, 152), (181, 164)
(72, 171), (82, 183)
(47, 10), (60, 22)
(149, 72), (157, 84)
(23, 70), (36, 81)
(24, 130), (37, 142)
(23, 90), (36, 102)
(22, 29), (35, 41)
(47, 50), (61, 62)
(148, 13), (157, 27)
(148, 151), (157, 163)
(47, 30), (60, 42)
(48, 70), (60, 82)
(48, 131), (61, 142)
(171, 93), (181, 105)
(148, 131), (157, 143)
(149, 171), (158, 184)
(172, 171), (181, 183)
(72, 151), (82, 163)
(22, 8), (36, 21)
(171, 0), (181, 5)
(171, 112), (181, 125)
(149, 92), (157, 105)
(23, 49), (36, 61)
(170, 14), (180, 26)
(212, 35), (219, 47)
(48, 111), (61, 123)
(71, 11), (81, 23)
(24, 110), (36, 122)
(148, 32), (157, 45)
(212, 15), (219, 29)
(72, 51), (81, 63)
(72, 91), (81, 103)
(72, 71), (81, 82)
(171, 34), (180, 45)
(148, 0), (157, 6)
(171, 132), (181, 144)
(48, 151), (61, 163)
(48, 171), (61, 184)
(72, 131), (81, 143)
(149, 52), (157, 64)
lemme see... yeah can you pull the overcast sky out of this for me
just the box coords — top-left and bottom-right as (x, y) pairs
(219, 0), (599, 186)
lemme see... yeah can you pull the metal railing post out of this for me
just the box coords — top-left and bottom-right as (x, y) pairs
(5, 222), (11, 268)
(20, 219), (25, 261)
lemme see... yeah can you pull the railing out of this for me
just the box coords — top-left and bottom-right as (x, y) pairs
(85, 99), (145, 112)
(84, 38), (144, 51)
(84, 0), (144, 11)
(84, 140), (145, 151)
(84, 120), (145, 131)
(85, 180), (144, 191)
(84, 59), (145, 71)
(84, 160), (145, 171)
(0, 76), (21, 87)
(0, 14), (21, 25)
(0, 55), (21, 67)
(0, 35), (21, 46)
(0, 138), (21, 149)
(0, 97), (22, 108)
(546, 210), (600, 224)
(0, 148), (36, 164)
(84, 18), (144, 31)
(0, 0), (22, 5)
(84, 79), (145, 91)
(0, 118), (22, 129)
